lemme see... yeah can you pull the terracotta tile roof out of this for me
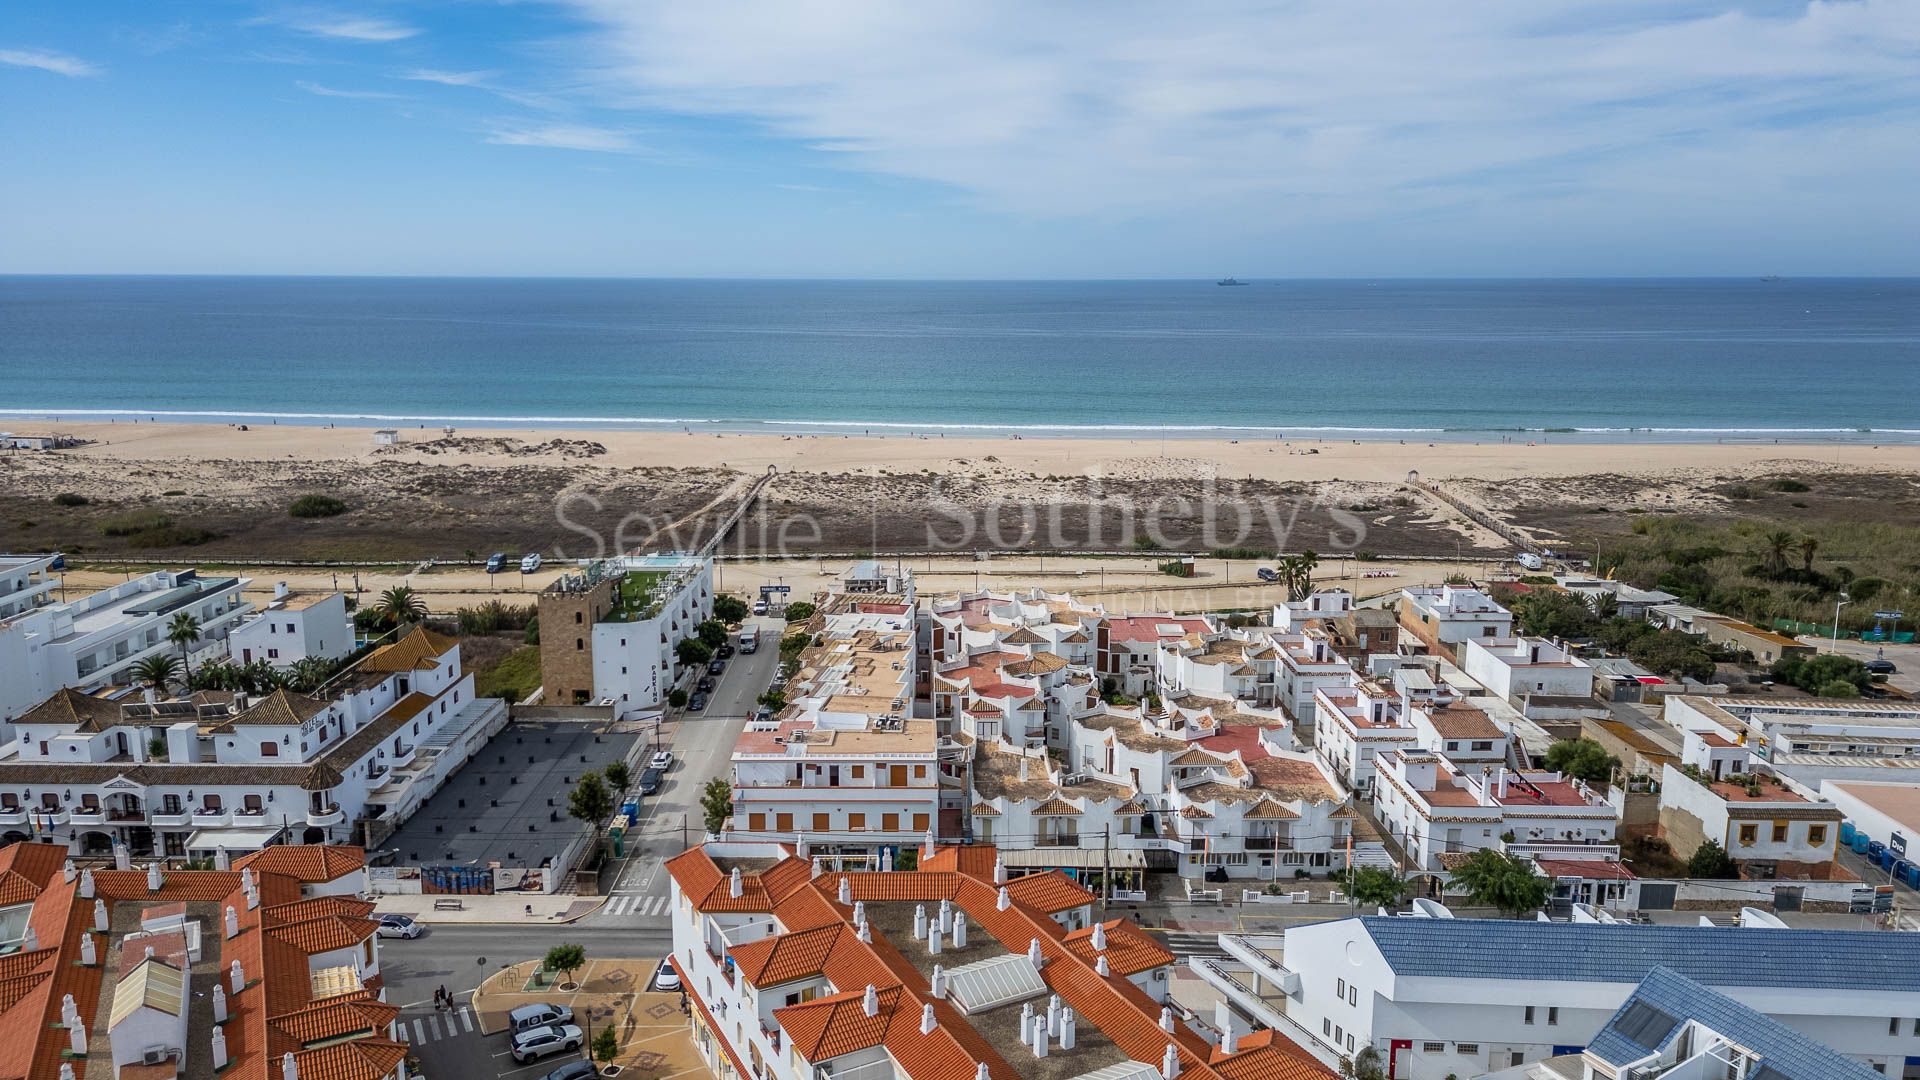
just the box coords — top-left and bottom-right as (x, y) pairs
(1032, 798), (1082, 816)
(357, 626), (458, 672)
(1004, 871), (1092, 914)
(776, 985), (902, 1061)
(1063, 919), (1175, 977)
(210, 688), (331, 731)
(729, 924), (850, 988)
(293, 1038), (409, 1080)
(267, 915), (380, 955)
(1213, 1041), (1336, 1080)
(91, 869), (243, 902)
(1244, 800), (1301, 820)
(269, 993), (400, 1052)
(665, 848), (775, 912)
(13, 689), (123, 733)
(825, 872), (963, 904)
(969, 802), (1001, 816)
(0, 872), (42, 908)
(0, 845), (67, 888)
(236, 846), (369, 884)
(260, 895), (376, 928)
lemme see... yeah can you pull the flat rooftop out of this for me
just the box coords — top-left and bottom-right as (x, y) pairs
(1826, 781), (1920, 827)
(383, 720), (640, 870)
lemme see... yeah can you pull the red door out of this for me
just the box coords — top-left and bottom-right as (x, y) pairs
(1388, 1040), (1412, 1080)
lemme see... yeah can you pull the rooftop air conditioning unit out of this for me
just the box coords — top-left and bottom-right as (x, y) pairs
(142, 1049), (169, 1067)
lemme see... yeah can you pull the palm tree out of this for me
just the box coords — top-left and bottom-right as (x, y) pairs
(1760, 530), (1795, 576)
(167, 612), (202, 681)
(1278, 550), (1320, 602)
(131, 654), (181, 700)
(286, 656), (336, 694)
(1798, 535), (1820, 573)
(375, 586), (427, 626)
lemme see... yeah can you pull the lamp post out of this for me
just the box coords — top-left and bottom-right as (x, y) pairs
(1832, 591), (1851, 654)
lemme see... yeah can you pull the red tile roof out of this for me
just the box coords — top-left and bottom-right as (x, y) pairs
(1004, 871), (1093, 914)
(1062, 919), (1175, 976)
(235, 845), (369, 883)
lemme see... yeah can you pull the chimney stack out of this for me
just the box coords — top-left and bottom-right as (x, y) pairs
(952, 913), (966, 949)
(862, 985), (879, 1018)
(1160, 1007), (1175, 1033)
(1095, 954), (1110, 977)
(930, 964), (947, 999)
(213, 983), (228, 1023)
(211, 1028), (228, 1072)
(913, 904), (928, 940)
(79, 934), (97, 966)
(1046, 994), (1061, 1037)
(67, 1019), (86, 1057)
(1091, 922), (1108, 951)
(284, 1051), (299, 1080)
(998, 887), (1011, 911)
(1030, 1014), (1048, 1059)
(93, 899), (109, 933)
(993, 859), (1007, 885)
(79, 869), (95, 899)
(62, 859), (75, 884)
(226, 905), (240, 939)
(1027, 938), (1044, 967)
(730, 867), (744, 898)
(920, 1003), (937, 1036)
(1061, 1009), (1077, 1051)
(231, 959), (245, 994)
(1161, 1043), (1181, 1080)
(838, 878), (852, 906)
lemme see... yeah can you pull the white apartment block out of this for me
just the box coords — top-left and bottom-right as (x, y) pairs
(1312, 672), (1414, 798)
(1270, 588), (1354, 630)
(1198, 916), (1920, 1080)
(227, 583), (354, 668)
(1459, 636), (1595, 704)
(1, 558), (253, 736)
(1397, 585), (1513, 660)
(732, 598), (946, 861)
(539, 554), (714, 715)
(1099, 613), (1214, 696)
(1655, 763), (1842, 875)
(1665, 693), (1920, 790)
(0, 626), (504, 859)
(1371, 752), (1618, 873)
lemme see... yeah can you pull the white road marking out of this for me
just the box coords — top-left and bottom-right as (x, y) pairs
(413, 1020), (426, 1043)
(459, 1008), (475, 1033)
(429, 1014), (443, 1040)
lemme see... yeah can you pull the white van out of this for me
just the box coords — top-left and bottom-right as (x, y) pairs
(520, 553), (543, 574)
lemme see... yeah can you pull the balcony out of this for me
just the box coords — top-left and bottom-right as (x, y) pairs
(150, 808), (191, 827)
(308, 804), (345, 827)
(1244, 835), (1294, 851)
(191, 807), (231, 827)
(36, 809), (70, 827)
(390, 743), (416, 769)
(68, 807), (107, 826)
(235, 807), (270, 824)
(0, 808), (27, 827)
(107, 808), (145, 823)
(1036, 834), (1081, 848)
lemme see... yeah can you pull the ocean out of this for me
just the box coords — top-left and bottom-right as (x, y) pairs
(2, 276), (1917, 441)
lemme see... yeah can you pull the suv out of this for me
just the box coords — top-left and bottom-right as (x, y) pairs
(697, 675), (715, 692)
(638, 767), (663, 796)
(510, 1024), (583, 1064)
(509, 1004), (575, 1033)
(708, 658), (727, 676)
(650, 750), (674, 771)
(717, 644), (735, 659)
(1866, 658), (1898, 675)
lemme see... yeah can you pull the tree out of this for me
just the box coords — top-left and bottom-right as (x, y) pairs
(700, 777), (733, 835)
(285, 656), (337, 694)
(783, 601), (816, 623)
(668, 688), (689, 708)
(605, 760), (631, 792)
(592, 1025), (620, 1064)
(696, 619), (728, 649)
(1508, 591), (1601, 640)
(1544, 738), (1620, 784)
(1348, 1047), (1387, 1080)
(675, 638), (713, 667)
(758, 690), (787, 711)
(1797, 535), (1820, 573)
(131, 654), (181, 699)
(1628, 631), (1716, 682)
(543, 943), (586, 989)
(375, 586), (427, 627)
(712, 595), (749, 623)
(167, 612), (202, 680)
(568, 770), (615, 829)
(1277, 550), (1320, 602)
(1687, 839), (1739, 879)
(1817, 679), (1861, 699)
(1446, 850), (1550, 917)
(1346, 867), (1408, 908)
(1772, 653), (1870, 695)
(1759, 530), (1795, 576)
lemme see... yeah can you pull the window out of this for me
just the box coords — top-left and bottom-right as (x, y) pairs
(576, 638), (584, 651)
(1336, 979), (1346, 999)
(1445, 742), (1459, 752)
(267, 648), (280, 660)
(850, 766), (865, 780)
(1471, 740), (1493, 751)
(1892, 1017), (1902, 1036)
(1349, 985), (1357, 1006)
(848, 813), (866, 830)
(1456, 1044), (1479, 1055)
(1346, 1035), (1355, 1053)
(1524, 1006), (1535, 1024)
(1810, 825), (1828, 846)
(1422, 1043), (1445, 1054)
(1548, 1007), (1558, 1026)
(913, 813), (930, 831)
(881, 813), (900, 832)
(1323, 1020), (1332, 1037)
(260, 742), (278, 757)
(1333, 1026), (1342, 1044)
(1738, 824), (1758, 845)
(748, 813), (765, 831)
(813, 813), (830, 831)
(1772, 822), (1789, 843)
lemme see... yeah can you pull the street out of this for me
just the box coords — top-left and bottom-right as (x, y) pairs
(586, 614), (783, 924)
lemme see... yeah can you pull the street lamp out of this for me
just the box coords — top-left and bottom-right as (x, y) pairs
(1832, 591), (1851, 654)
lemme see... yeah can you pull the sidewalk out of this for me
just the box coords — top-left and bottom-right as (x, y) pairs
(374, 892), (605, 924)
(469, 956), (702, 1080)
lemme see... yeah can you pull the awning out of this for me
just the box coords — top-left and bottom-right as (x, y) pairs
(1001, 848), (1146, 870)
(186, 826), (284, 852)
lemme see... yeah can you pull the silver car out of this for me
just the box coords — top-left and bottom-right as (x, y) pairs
(510, 1024), (583, 1064)
(509, 1003), (575, 1032)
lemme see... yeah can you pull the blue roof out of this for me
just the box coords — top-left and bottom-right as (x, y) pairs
(1586, 967), (1879, 1080)
(1357, 916), (1920, 991)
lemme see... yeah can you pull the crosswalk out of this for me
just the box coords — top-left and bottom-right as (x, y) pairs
(601, 893), (672, 918)
(403, 1007), (477, 1045)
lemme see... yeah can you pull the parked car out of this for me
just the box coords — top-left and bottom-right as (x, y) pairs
(543, 1062), (599, 1080)
(753, 706), (773, 723)
(708, 658), (726, 676)
(485, 552), (507, 574)
(638, 767), (663, 795)
(375, 913), (422, 940)
(1866, 658), (1898, 674)
(654, 958), (681, 992)
(717, 644), (735, 659)
(650, 750), (674, 771)
(753, 600), (768, 616)
(508, 1004), (575, 1033)
(510, 1024), (583, 1064)
(520, 552), (543, 574)
(697, 675), (715, 692)
(688, 691), (709, 711)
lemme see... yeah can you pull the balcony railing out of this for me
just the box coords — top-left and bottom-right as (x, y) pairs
(308, 804), (345, 827)
(69, 807), (107, 826)
(1036, 834), (1081, 848)
(151, 808), (191, 827)
(191, 807), (231, 826)
(0, 809), (27, 826)
(1243, 836), (1294, 851)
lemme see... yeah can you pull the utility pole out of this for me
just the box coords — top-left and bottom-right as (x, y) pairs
(1101, 825), (1111, 915)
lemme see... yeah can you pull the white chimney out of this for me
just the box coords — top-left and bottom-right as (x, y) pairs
(810, 857), (823, 879)
(1161, 1043), (1181, 1080)
(838, 878), (852, 905)
(62, 859), (75, 883)
(79, 932), (96, 966)
(22, 927), (36, 952)
(1061, 1009), (1077, 1051)
(59, 1064), (75, 1080)
(1021, 1001), (1034, 1037)
(93, 899), (108, 932)
(1091, 922), (1108, 951)
(1030, 1014), (1048, 1059)
(1220, 1025), (1236, 1055)
(797, 835), (810, 860)
(938, 899), (953, 933)
(113, 842), (130, 871)
(225, 905), (240, 939)
(1095, 954), (1110, 977)
(246, 880), (260, 910)
(730, 867), (743, 898)
(146, 862), (163, 892)
(213, 982), (228, 1023)
(78, 869), (94, 899)
(862, 985), (879, 1018)
(284, 1051), (299, 1080)
(920, 1003), (937, 1036)
(1160, 1007), (1175, 1033)
(144, 945), (154, 960)
(1046, 994), (1061, 1037)
(998, 887), (1011, 911)
(952, 914), (966, 949)
(61, 994), (78, 1026)
(928, 924), (943, 955)
(240, 867), (255, 892)
(215, 847), (231, 871)
(1498, 767), (1509, 799)
(993, 859), (1007, 885)
(67, 1019), (86, 1057)
(853, 901), (866, 927)
(1027, 938), (1044, 967)
(211, 1027), (229, 1072)
(976, 1064), (990, 1080)
(276, 581), (290, 601)
(231, 959), (245, 994)
(914, 904), (928, 940)
(923, 830), (936, 858)
(931, 964), (947, 999)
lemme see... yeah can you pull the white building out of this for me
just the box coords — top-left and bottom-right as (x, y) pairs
(1665, 694), (1920, 790)
(0, 559), (253, 737)
(538, 555), (714, 715)
(1656, 763), (1842, 876)
(1198, 915), (1920, 1080)
(1371, 752), (1619, 873)
(227, 584), (354, 669)
(1396, 585), (1513, 661)
(1312, 672), (1413, 798)
(1460, 636), (1595, 705)
(0, 626), (504, 858)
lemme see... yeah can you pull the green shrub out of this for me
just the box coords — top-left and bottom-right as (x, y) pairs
(1769, 478), (1811, 493)
(51, 492), (89, 507)
(97, 511), (215, 549)
(289, 494), (347, 519)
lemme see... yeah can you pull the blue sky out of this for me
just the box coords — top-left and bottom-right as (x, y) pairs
(2, 1), (1917, 278)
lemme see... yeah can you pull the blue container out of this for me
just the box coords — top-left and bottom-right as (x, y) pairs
(1841, 821), (1857, 845)
(1855, 833), (1874, 854)
(1907, 865), (1920, 890)
(1895, 859), (1910, 881)
(1870, 840), (1887, 859)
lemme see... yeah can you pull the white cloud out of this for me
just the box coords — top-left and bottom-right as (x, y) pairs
(554, 1), (1920, 221)
(0, 47), (100, 77)
(402, 68), (496, 87)
(257, 12), (420, 43)
(485, 124), (637, 152)
(296, 80), (400, 99)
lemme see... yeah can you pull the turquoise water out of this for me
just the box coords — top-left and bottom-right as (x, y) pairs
(2, 276), (1917, 440)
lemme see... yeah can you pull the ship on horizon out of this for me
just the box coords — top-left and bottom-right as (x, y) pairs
(1216, 277), (1249, 286)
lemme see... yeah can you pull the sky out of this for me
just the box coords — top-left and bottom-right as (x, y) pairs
(1, 0), (1917, 278)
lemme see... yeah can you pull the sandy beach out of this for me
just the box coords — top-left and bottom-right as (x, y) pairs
(5, 421), (1917, 564)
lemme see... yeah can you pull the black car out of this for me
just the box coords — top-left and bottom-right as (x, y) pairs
(1866, 658), (1898, 675)
(688, 691), (709, 711)
(697, 675), (716, 692)
(708, 658), (727, 676)
(717, 644), (735, 659)
(638, 767), (663, 795)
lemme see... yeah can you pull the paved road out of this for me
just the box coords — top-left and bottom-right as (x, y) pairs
(1802, 635), (1920, 695)
(586, 615), (782, 925)
(382, 924), (676, 1080)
